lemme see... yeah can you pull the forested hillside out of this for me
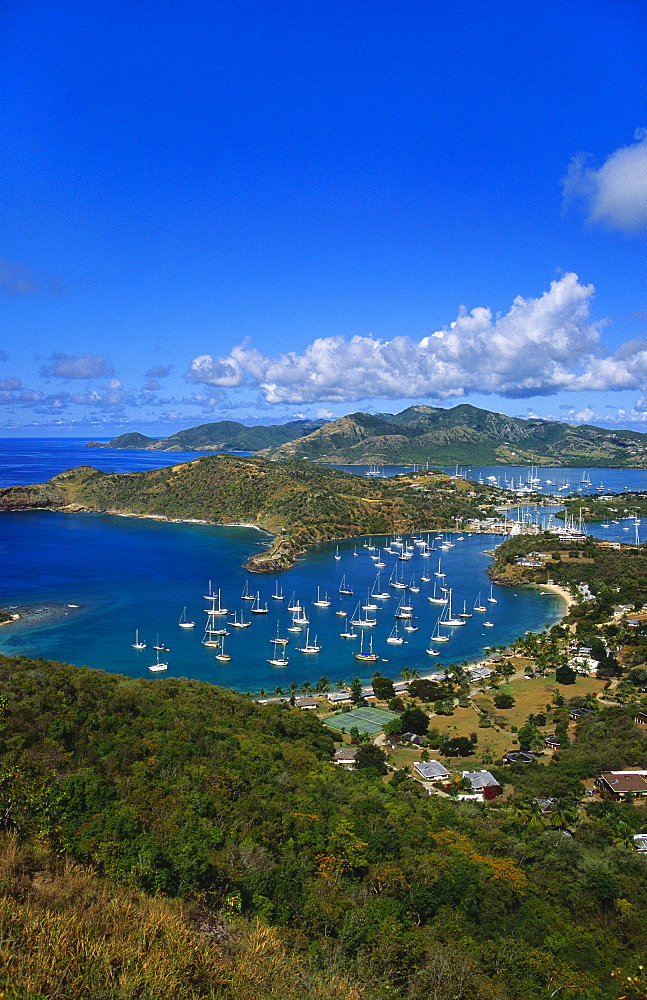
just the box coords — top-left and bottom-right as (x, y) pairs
(1, 654), (646, 999)
(0, 456), (501, 571)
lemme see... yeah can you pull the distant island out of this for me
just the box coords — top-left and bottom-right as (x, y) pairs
(0, 455), (507, 572)
(87, 403), (647, 468)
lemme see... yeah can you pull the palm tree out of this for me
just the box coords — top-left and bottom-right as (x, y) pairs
(548, 797), (580, 832)
(301, 680), (313, 695)
(336, 679), (347, 691)
(288, 681), (299, 696)
(274, 685), (283, 698)
(509, 798), (546, 832)
(258, 687), (267, 699)
(400, 667), (412, 682)
(316, 676), (330, 694)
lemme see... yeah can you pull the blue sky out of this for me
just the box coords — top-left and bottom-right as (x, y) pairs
(1, 0), (645, 437)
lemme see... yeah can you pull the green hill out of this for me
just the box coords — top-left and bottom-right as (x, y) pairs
(87, 418), (325, 453)
(259, 404), (647, 467)
(1, 651), (646, 999)
(0, 455), (501, 571)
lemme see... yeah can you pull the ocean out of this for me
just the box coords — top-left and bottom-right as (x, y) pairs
(0, 438), (645, 693)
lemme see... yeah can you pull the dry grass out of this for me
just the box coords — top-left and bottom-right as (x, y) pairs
(0, 836), (367, 1000)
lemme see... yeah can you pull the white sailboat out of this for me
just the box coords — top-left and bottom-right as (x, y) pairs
(473, 592), (487, 612)
(178, 606), (195, 628)
(229, 609), (251, 628)
(204, 586), (228, 615)
(251, 592), (269, 614)
(334, 545), (341, 560)
(371, 571), (390, 599)
(268, 637), (289, 666)
(487, 585), (498, 604)
(287, 591), (300, 611)
(350, 600), (376, 627)
(215, 634), (231, 662)
(389, 564), (407, 590)
(132, 629), (146, 649)
(148, 647), (168, 672)
(428, 581), (448, 604)
(439, 589), (465, 626)
(339, 615), (358, 639)
(296, 628), (321, 653)
(434, 557), (445, 578)
(409, 574), (420, 593)
(339, 574), (353, 595)
(241, 580), (255, 601)
(313, 587), (331, 608)
(429, 616), (450, 643)
(458, 600), (472, 619)
(386, 624), (405, 644)
(272, 583), (284, 600)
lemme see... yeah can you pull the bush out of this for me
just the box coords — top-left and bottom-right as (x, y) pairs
(493, 693), (515, 709)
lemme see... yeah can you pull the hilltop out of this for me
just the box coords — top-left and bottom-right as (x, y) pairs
(259, 404), (647, 467)
(0, 455), (501, 571)
(88, 405), (647, 466)
(86, 417), (325, 453)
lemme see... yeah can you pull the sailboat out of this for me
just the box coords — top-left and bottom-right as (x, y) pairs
(403, 621), (418, 632)
(204, 586), (228, 616)
(268, 637), (289, 666)
(409, 574), (420, 593)
(339, 574), (353, 595)
(296, 628), (321, 652)
(350, 600), (376, 627)
(215, 634), (231, 662)
(389, 564), (407, 590)
(386, 624), (405, 644)
(313, 587), (331, 608)
(394, 596), (413, 619)
(229, 609), (251, 628)
(488, 585), (498, 604)
(203, 594), (226, 647)
(132, 629), (146, 649)
(425, 641), (440, 655)
(362, 589), (378, 611)
(434, 557), (445, 578)
(148, 647), (168, 672)
(438, 589), (465, 626)
(428, 581), (448, 604)
(272, 583), (284, 600)
(371, 571), (390, 599)
(355, 631), (379, 662)
(251, 592), (269, 614)
(458, 600), (472, 619)
(473, 592), (487, 612)
(241, 580), (255, 601)
(429, 616), (450, 643)
(178, 606), (195, 628)
(339, 615), (358, 639)
(287, 591), (300, 611)
(334, 545), (341, 561)
(153, 634), (168, 651)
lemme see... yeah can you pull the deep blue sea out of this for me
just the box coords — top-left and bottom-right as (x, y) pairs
(1, 438), (645, 693)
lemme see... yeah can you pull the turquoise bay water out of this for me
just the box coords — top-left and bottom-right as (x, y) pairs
(0, 509), (564, 691)
(2, 437), (644, 692)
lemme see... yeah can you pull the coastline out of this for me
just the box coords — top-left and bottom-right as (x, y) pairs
(535, 581), (575, 611)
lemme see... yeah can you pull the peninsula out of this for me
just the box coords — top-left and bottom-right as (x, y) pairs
(0, 455), (508, 572)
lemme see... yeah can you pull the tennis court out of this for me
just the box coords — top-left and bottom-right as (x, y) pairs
(325, 706), (398, 735)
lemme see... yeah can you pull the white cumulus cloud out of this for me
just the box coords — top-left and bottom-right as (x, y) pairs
(562, 130), (647, 234)
(184, 273), (647, 405)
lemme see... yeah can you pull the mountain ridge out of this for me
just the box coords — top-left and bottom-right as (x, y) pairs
(87, 405), (647, 467)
